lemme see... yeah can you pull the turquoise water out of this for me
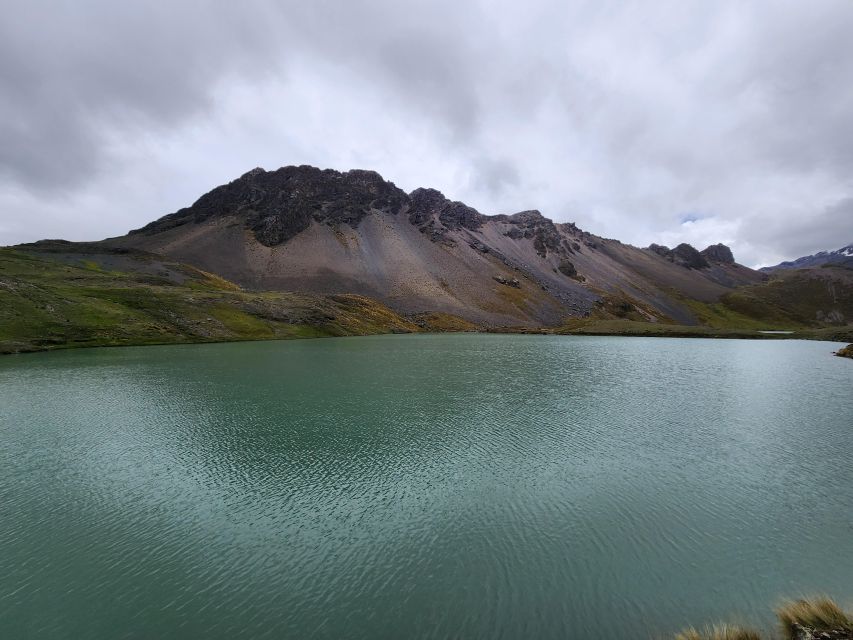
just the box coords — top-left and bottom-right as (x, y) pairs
(1, 334), (851, 639)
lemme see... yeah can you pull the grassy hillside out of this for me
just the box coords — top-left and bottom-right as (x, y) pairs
(721, 265), (853, 326)
(0, 248), (418, 354)
(553, 264), (853, 342)
(556, 318), (853, 341)
(3, 246), (851, 354)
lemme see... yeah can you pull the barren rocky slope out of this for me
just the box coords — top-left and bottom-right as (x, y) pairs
(106, 165), (766, 327)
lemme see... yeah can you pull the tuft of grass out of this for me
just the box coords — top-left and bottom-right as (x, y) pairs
(670, 597), (853, 640)
(776, 597), (853, 638)
(674, 624), (763, 640)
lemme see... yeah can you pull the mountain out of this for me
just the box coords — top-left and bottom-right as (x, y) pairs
(761, 244), (853, 271)
(7, 164), (852, 354)
(101, 165), (764, 328)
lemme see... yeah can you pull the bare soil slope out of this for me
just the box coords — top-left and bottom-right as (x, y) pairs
(104, 165), (769, 327)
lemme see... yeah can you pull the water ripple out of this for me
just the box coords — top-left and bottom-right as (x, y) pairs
(1, 335), (851, 639)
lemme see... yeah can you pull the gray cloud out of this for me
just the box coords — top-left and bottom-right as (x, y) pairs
(1, 0), (852, 266)
(740, 197), (853, 265)
(469, 157), (521, 198)
(0, 2), (279, 188)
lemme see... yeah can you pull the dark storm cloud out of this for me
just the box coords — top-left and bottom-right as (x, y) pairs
(1, 0), (852, 266)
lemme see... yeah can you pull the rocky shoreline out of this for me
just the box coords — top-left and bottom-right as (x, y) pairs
(835, 344), (853, 358)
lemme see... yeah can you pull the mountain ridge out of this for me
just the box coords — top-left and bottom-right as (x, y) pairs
(111, 164), (763, 327)
(761, 244), (853, 272)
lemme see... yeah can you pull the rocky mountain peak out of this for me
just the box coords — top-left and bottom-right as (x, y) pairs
(132, 165), (409, 247)
(407, 187), (484, 232)
(701, 243), (735, 264)
(648, 243), (672, 258)
(240, 167), (266, 180)
(647, 242), (710, 269)
(128, 164), (744, 279)
(408, 188), (449, 225)
(672, 244), (709, 269)
(506, 209), (544, 224)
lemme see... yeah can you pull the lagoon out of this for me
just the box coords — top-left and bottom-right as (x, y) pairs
(1, 334), (852, 638)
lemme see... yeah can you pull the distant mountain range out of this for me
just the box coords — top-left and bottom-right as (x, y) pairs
(4, 164), (852, 353)
(761, 244), (853, 272)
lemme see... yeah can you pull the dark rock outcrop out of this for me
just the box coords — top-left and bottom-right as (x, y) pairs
(133, 165), (409, 247)
(701, 243), (735, 264)
(558, 260), (577, 278)
(647, 243), (709, 269)
(407, 188), (445, 227)
(672, 243), (710, 269)
(498, 210), (563, 258)
(407, 187), (484, 237)
(405, 188), (491, 246)
(493, 275), (520, 288)
(648, 243), (672, 258)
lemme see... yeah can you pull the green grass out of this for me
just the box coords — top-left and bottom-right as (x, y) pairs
(557, 318), (780, 339)
(678, 296), (800, 331)
(557, 269), (853, 342)
(0, 249), (419, 354)
(554, 317), (853, 342)
(207, 304), (275, 337)
(720, 268), (853, 328)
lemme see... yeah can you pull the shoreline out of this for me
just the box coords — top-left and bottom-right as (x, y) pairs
(3, 326), (851, 358)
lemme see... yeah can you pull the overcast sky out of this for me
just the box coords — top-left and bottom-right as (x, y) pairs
(2, 0), (852, 267)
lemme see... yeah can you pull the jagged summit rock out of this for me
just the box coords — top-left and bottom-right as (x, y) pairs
(701, 243), (735, 264)
(408, 187), (484, 235)
(646, 242), (709, 269)
(648, 243), (672, 258)
(671, 244), (709, 269)
(133, 165), (409, 247)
